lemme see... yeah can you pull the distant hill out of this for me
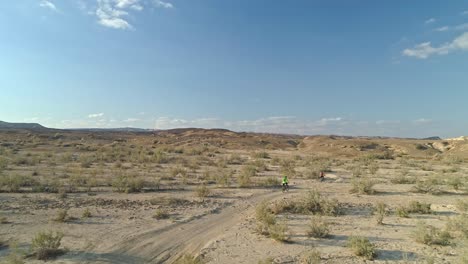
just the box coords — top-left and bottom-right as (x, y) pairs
(71, 127), (155, 133)
(0, 121), (46, 130)
(421, 136), (442, 140)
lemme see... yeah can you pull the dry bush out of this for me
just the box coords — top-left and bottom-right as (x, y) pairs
(112, 175), (144, 193)
(446, 214), (468, 238)
(268, 220), (289, 242)
(0, 215), (8, 224)
(455, 199), (468, 213)
(411, 180), (443, 195)
(307, 216), (330, 238)
(170, 166), (187, 178)
(447, 176), (464, 191)
(257, 176), (280, 188)
(407, 201), (431, 214)
(226, 153), (244, 165)
(252, 151), (270, 159)
(53, 209), (69, 222)
(238, 165), (256, 187)
(368, 163), (379, 175)
(395, 206), (409, 218)
(350, 177), (375, 195)
(255, 201), (276, 235)
(300, 249), (321, 264)
(412, 221), (451, 246)
(258, 257), (274, 264)
(153, 209), (170, 220)
(272, 190), (341, 216)
(195, 185), (211, 200)
(213, 168), (232, 187)
(390, 174), (415, 184)
(347, 236), (376, 260)
(373, 202), (387, 225)
(280, 159), (296, 177)
(82, 208), (92, 218)
(31, 231), (64, 260)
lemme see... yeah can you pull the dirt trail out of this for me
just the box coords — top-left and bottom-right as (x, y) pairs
(102, 188), (297, 264)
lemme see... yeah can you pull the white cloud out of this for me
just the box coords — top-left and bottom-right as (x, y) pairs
(425, 18), (436, 24)
(123, 118), (140, 122)
(376, 120), (401, 125)
(154, 0), (173, 9)
(88, 113), (104, 118)
(402, 32), (468, 59)
(96, 0), (133, 30)
(462, 10), (468, 15)
(435, 26), (449, 32)
(413, 118), (432, 124)
(39, 0), (58, 12)
(435, 23), (468, 32)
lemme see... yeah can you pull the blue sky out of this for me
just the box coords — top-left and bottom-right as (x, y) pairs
(1, 0), (467, 138)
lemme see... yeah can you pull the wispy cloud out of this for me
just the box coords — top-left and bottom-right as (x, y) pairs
(435, 23), (468, 32)
(39, 0), (58, 12)
(402, 32), (468, 59)
(413, 118), (432, 124)
(123, 118), (140, 122)
(435, 26), (449, 32)
(94, 0), (173, 30)
(462, 10), (468, 15)
(88, 113), (104, 118)
(154, 0), (173, 9)
(425, 18), (436, 24)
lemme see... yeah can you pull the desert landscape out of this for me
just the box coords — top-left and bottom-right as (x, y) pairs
(0, 123), (467, 264)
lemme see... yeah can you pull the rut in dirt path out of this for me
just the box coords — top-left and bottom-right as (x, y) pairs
(108, 188), (298, 263)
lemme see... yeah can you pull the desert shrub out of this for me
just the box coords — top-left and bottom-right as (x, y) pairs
(153, 209), (170, 220)
(373, 202), (387, 225)
(251, 159), (268, 172)
(301, 249), (321, 264)
(82, 208), (92, 218)
(213, 168), (232, 187)
(3, 249), (25, 264)
(351, 166), (363, 178)
(255, 201), (276, 235)
(170, 166), (187, 178)
(79, 155), (94, 168)
(346, 236), (376, 260)
(31, 231), (64, 260)
(350, 177), (375, 195)
(368, 163), (379, 175)
(0, 157), (8, 173)
(395, 206), (409, 218)
(268, 220), (289, 242)
(307, 216), (330, 238)
(391, 174), (415, 184)
(152, 149), (168, 164)
(408, 201), (431, 214)
(280, 159), (296, 177)
(173, 254), (205, 264)
(411, 180), (443, 195)
(238, 165), (256, 187)
(53, 209), (69, 222)
(257, 257), (274, 264)
(456, 199), (468, 213)
(447, 176), (464, 191)
(252, 151), (270, 159)
(447, 214), (468, 238)
(195, 185), (211, 200)
(112, 175), (144, 193)
(272, 190), (341, 216)
(444, 155), (464, 165)
(0, 216), (8, 224)
(412, 221), (451, 246)
(258, 176), (280, 187)
(226, 153), (244, 165)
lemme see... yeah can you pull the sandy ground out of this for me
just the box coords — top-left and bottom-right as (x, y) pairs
(1, 171), (465, 264)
